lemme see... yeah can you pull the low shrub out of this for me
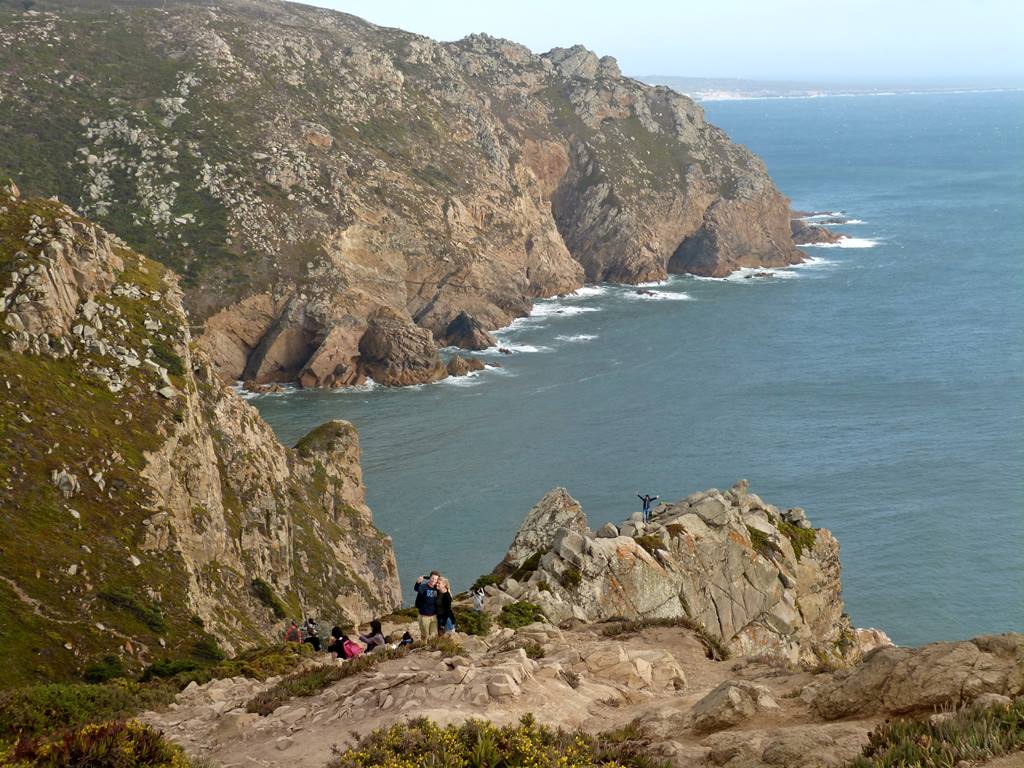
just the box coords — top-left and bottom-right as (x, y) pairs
(778, 521), (817, 560)
(559, 567), (581, 590)
(522, 642), (545, 659)
(847, 696), (1024, 767)
(82, 656), (126, 684)
(470, 573), (500, 591)
(498, 602), (545, 629)
(250, 578), (287, 619)
(0, 719), (190, 768)
(560, 669), (580, 689)
(98, 588), (166, 633)
(191, 637), (225, 663)
(453, 607), (491, 636)
(510, 550), (545, 582)
(0, 682), (174, 743)
(327, 715), (670, 768)
(745, 526), (772, 556)
(634, 534), (664, 556)
(536, 580), (551, 592)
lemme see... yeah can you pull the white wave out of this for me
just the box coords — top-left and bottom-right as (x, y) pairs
(555, 334), (599, 342)
(635, 278), (671, 287)
(231, 380), (299, 398)
(566, 285), (609, 299)
(441, 372), (485, 387)
(799, 211), (845, 220)
(720, 267), (799, 282)
(479, 342), (553, 355)
(805, 236), (879, 249)
(841, 219), (866, 225)
(622, 289), (693, 300)
(530, 302), (602, 318)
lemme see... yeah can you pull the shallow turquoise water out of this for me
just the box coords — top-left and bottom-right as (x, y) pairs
(253, 91), (1024, 646)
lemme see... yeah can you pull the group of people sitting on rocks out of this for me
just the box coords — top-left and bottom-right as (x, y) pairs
(283, 616), (414, 660)
(281, 568), (470, 658)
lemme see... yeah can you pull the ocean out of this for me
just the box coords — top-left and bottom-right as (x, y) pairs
(252, 91), (1024, 647)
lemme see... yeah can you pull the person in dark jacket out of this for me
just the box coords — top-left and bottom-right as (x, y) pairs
(414, 570), (441, 639)
(637, 492), (660, 523)
(359, 619), (386, 651)
(436, 578), (455, 636)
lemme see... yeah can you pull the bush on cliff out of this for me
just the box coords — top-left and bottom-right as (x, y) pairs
(498, 602), (545, 629)
(328, 715), (670, 768)
(453, 607), (491, 636)
(847, 696), (1024, 768)
(0, 720), (190, 768)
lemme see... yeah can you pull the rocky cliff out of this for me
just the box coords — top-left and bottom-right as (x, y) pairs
(0, 0), (811, 388)
(0, 185), (400, 687)
(485, 482), (887, 667)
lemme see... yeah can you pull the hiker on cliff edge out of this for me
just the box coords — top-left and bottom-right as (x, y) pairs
(414, 570), (441, 640)
(637, 492), (660, 523)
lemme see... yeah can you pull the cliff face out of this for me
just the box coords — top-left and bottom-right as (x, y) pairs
(488, 482), (886, 666)
(0, 185), (400, 687)
(0, 0), (806, 387)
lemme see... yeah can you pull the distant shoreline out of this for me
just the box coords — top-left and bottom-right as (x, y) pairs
(690, 87), (1024, 102)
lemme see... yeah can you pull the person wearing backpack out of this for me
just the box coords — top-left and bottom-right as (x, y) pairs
(301, 617), (321, 651)
(283, 620), (302, 643)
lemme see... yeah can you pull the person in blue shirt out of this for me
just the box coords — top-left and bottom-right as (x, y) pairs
(637, 492), (660, 523)
(414, 570), (441, 639)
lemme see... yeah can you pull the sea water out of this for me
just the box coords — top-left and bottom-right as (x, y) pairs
(253, 91), (1024, 646)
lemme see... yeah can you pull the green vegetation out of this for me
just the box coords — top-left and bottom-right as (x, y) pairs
(847, 697), (1024, 768)
(0, 644), (310, 743)
(98, 588), (167, 634)
(778, 521), (817, 560)
(559, 567), (582, 590)
(250, 577), (288, 619)
(471, 574), (500, 591)
(0, 719), (191, 768)
(510, 550), (545, 582)
(497, 602), (545, 629)
(81, 656), (126, 685)
(634, 535), (664, 556)
(328, 715), (670, 768)
(745, 526), (773, 557)
(601, 617), (730, 661)
(453, 607), (491, 637)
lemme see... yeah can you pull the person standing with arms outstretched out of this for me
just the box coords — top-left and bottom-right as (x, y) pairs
(414, 570), (441, 640)
(637, 492), (660, 523)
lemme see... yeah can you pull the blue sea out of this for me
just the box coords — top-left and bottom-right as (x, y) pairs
(253, 91), (1024, 647)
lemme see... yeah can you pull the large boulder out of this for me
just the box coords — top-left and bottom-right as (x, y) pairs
(499, 488), (588, 570)
(810, 633), (1024, 719)
(446, 354), (485, 377)
(445, 311), (497, 351)
(359, 307), (447, 386)
(691, 680), (780, 733)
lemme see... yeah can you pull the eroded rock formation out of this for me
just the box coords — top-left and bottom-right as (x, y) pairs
(0, 189), (400, 686)
(484, 481), (889, 666)
(1, 1), (820, 387)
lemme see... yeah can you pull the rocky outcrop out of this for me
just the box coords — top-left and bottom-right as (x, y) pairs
(1, 1), (822, 387)
(691, 680), (780, 733)
(358, 307), (448, 387)
(809, 634), (1024, 719)
(499, 487), (589, 572)
(0, 192), (400, 686)
(484, 482), (890, 665)
(445, 311), (497, 351)
(791, 219), (843, 245)
(445, 354), (485, 376)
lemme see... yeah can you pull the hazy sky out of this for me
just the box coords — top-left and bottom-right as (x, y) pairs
(310, 0), (1023, 83)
